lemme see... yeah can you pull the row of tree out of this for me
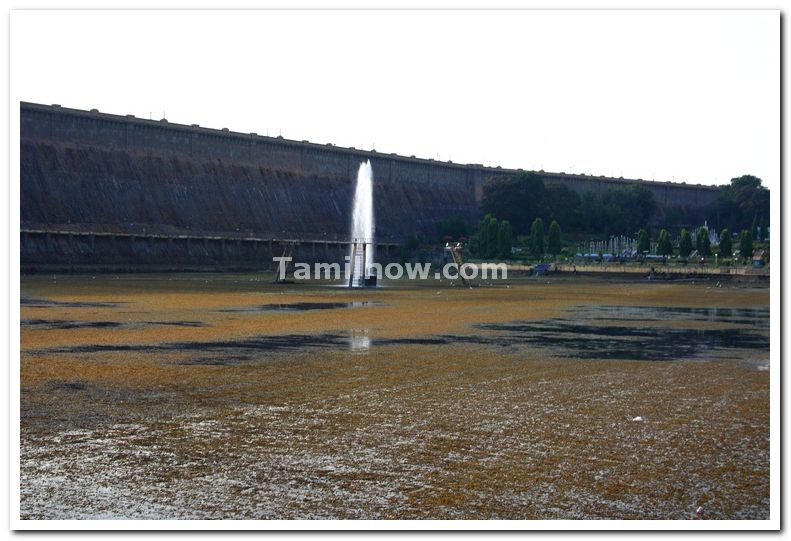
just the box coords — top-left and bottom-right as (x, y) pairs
(645, 226), (755, 260)
(435, 172), (768, 262)
(470, 218), (756, 262)
(470, 215), (562, 259)
(480, 171), (658, 238)
(528, 218), (563, 257)
(469, 214), (513, 259)
(476, 171), (769, 241)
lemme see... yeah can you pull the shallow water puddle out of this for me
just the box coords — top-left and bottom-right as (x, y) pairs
(217, 301), (377, 312)
(472, 304), (769, 361)
(34, 304), (769, 364)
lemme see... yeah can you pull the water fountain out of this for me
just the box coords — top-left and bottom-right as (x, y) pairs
(348, 160), (376, 287)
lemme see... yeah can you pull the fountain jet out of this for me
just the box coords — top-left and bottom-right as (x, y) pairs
(349, 161), (375, 287)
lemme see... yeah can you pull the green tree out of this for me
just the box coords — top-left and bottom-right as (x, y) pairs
(709, 175), (769, 233)
(657, 229), (673, 258)
(485, 215), (499, 259)
(679, 229), (693, 258)
(576, 190), (605, 235)
(760, 217), (769, 241)
(600, 185), (658, 236)
(529, 217), (545, 257)
(696, 226), (711, 257)
(470, 220), (482, 257)
(637, 229), (650, 254)
(739, 229), (754, 262)
(437, 214), (468, 241)
(543, 185), (581, 232)
(718, 229), (732, 258)
(472, 214), (495, 258)
(481, 172), (545, 234)
(547, 220), (562, 257)
(497, 220), (513, 260)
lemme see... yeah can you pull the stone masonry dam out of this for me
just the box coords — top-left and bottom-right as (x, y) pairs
(20, 102), (721, 271)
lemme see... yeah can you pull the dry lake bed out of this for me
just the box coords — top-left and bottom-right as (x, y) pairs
(19, 274), (770, 520)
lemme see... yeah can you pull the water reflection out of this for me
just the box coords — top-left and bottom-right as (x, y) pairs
(350, 330), (371, 353)
(588, 305), (769, 326)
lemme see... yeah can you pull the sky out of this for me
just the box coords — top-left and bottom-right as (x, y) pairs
(11, 9), (779, 188)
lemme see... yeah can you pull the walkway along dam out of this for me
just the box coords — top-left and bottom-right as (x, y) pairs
(20, 102), (721, 271)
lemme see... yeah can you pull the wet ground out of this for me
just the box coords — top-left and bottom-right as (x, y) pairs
(19, 274), (770, 519)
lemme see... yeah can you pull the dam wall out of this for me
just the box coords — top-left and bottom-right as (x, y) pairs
(21, 102), (720, 208)
(20, 102), (721, 270)
(20, 102), (489, 198)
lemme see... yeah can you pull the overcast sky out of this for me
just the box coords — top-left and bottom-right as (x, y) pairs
(12, 9), (779, 188)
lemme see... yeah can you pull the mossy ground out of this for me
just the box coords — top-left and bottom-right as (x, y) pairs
(19, 274), (769, 519)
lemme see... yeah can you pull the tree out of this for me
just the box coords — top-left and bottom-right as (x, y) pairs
(679, 229), (693, 258)
(600, 185), (657, 236)
(529, 217), (545, 257)
(485, 215), (498, 259)
(696, 226), (711, 257)
(761, 217), (769, 241)
(437, 214), (468, 241)
(709, 175), (769, 233)
(718, 229), (732, 258)
(471, 214), (496, 259)
(657, 229), (673, 258)
(481, 172), (545, 234)
(576, 190), (605, 235)
(637, 229), (650, 254)
(497, 220), (513, 260)
(739, 229), (754, 262)
(470, 220), (482, 257)
(547, 220), (562, 257)
(543, 184), (580, 231)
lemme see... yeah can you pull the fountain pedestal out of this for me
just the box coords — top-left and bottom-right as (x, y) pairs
(349, 238), (376, 287)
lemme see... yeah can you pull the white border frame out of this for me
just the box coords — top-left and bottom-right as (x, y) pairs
(7, 5), (782, 531)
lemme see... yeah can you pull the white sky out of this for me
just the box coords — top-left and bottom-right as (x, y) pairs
(11, 9), (779, 187)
